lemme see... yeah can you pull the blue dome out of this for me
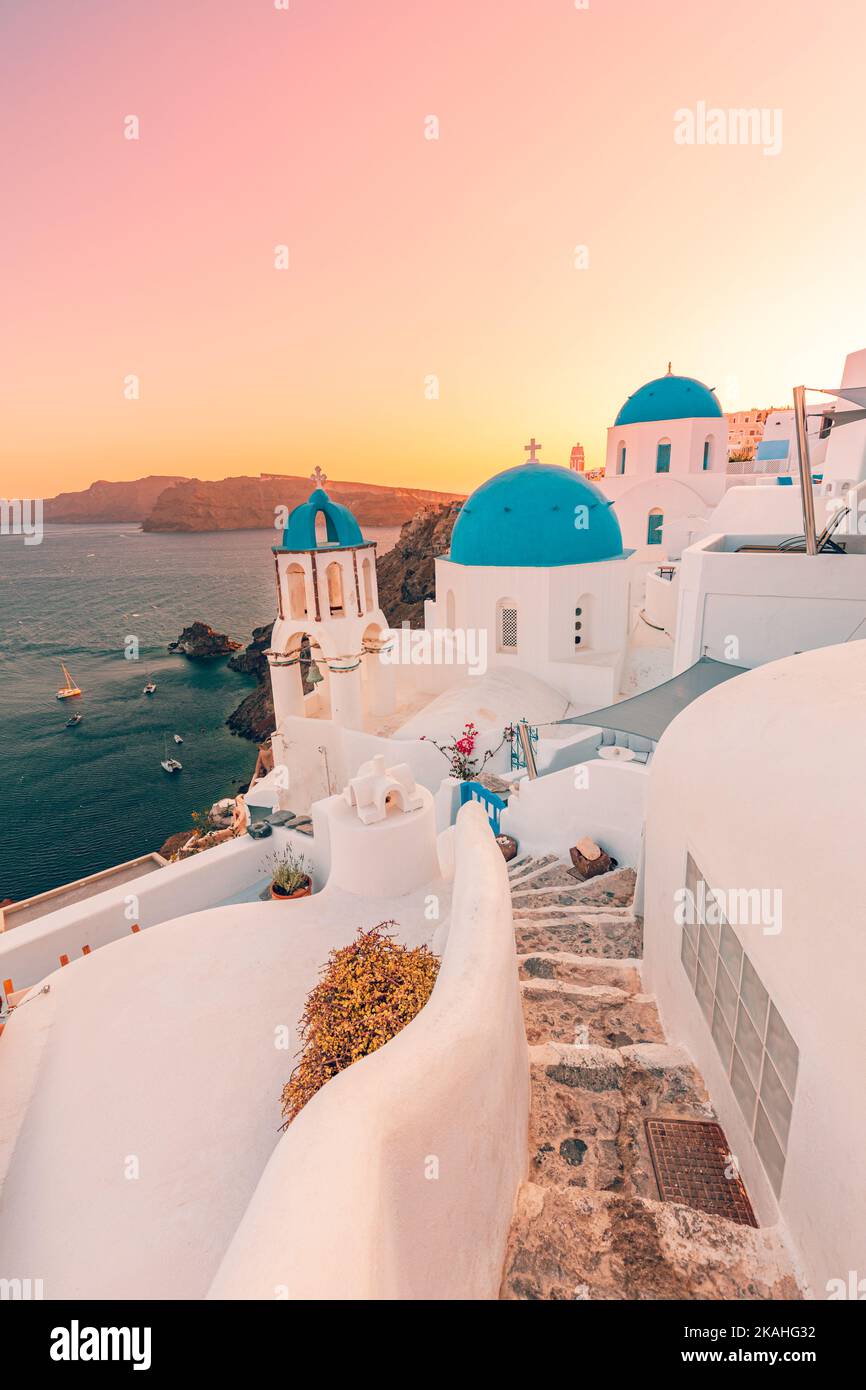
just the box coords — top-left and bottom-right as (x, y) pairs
(279, 487), (364, 550)
(615, 373), (722, 426)
(449, 463), (623, 568)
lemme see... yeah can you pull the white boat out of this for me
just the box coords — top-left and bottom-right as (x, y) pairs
(173, 734), (183, 744)
(65, 713), (82, 727)
(56, 662), (82, 700)
(143, 677), (157, 695)
(160, 735), (182, 773)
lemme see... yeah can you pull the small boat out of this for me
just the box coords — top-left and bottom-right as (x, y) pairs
(143, 677), (157, 695)
(160, 735), (182, 773)
(65, 713), (82, 727)
(56, 662), (82, 700)
(173, 734), (183, 745)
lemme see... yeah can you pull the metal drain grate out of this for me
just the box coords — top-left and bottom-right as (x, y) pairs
(645, 1118), (758, 1228)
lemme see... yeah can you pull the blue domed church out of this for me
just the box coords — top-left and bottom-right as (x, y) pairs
(427, 447), (633, 706)
(602, 366), (730, 560)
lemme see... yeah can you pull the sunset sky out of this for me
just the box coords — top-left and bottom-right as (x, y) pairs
(3, 0), (866, 498)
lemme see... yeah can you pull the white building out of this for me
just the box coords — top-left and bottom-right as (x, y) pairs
(601, 367), (730, 562)
(268, 471), (395, 731)
(425, 456), (632, 707)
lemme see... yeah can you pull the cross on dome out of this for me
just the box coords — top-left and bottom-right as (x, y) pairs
(524, 437), (542, 462)
(310, 465), (328, 488)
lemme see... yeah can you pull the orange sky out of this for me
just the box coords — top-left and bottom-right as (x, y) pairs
(3, 0), (866, 498)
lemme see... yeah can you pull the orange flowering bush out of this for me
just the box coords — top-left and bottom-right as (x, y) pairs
(280, 922), (440, 1127)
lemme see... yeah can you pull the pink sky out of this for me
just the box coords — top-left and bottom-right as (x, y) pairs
(3, 0), (866, 497)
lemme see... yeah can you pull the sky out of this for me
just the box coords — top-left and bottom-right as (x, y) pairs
(3, 0), (866, 498)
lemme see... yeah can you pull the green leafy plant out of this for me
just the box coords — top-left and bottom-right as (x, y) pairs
(267, 846), (310, 896)
(280, 922), (439, 1126)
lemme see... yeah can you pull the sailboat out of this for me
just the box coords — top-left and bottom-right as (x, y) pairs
(160, 734), (182, 773)
(143, 675), (157, 695)
(56, 662), (82, 699)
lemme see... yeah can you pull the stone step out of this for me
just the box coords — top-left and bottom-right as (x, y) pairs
(526, 1041), (713, 1198)
(510, 868), (636, 911)
(500, 1184), (800, 1301)
(513, 902), (634, 919)
(521, 981), (665, 1050)
(518, 955), (643, 991)
(515, 916), (643, 960)
(507, 854), (560, 886)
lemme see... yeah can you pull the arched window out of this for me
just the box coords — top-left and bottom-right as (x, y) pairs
(326, 561), (344, 616)
(617, 442), (627, 475)
(315, 511), (330, 546)
(702, 437), (712, 471)
(362, 557), (374, 612)
(656, 439), (671, 473)
(287, 563), (307, 620)
(647, 508), (664, 545)
(496, 598), (518, 653)
(445, 589), (456, 630)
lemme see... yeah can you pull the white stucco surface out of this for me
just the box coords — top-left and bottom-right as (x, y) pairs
(0, 874), (449, 1299)
(208, 803), (529, 1300)
(643, 641), (866, 1295)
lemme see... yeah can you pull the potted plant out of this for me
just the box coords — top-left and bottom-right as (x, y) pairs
(267, 847), (312, 901)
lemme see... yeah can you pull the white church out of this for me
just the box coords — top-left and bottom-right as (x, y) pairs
(2, 349), (866, 1306)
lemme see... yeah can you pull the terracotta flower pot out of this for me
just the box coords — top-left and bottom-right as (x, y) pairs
(270, 877), (312, 901)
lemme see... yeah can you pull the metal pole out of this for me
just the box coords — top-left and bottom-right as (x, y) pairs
(793, 384), (818, 555)
(518, 722), (538, 779)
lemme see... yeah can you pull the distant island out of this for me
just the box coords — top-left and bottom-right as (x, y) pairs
(44, 473), (464, 531)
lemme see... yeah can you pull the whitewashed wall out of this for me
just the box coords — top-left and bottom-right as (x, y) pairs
(500, 758), (648, 868)
(207, 802), (529, 1300)
(643, 642), (866, 1296)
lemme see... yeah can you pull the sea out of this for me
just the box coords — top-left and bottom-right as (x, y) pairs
(0, 523), (400, 904)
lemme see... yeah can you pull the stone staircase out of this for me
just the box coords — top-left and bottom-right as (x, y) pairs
(500, 855), (800, 1301)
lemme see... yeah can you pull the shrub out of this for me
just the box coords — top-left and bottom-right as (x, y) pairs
(280, 922), (439, 1126)
(266, 847), (310, 895)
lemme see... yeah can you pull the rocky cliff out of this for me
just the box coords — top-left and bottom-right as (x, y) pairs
(142, 475), (462, 532)
(45, 476), (187, 523)
(375, 502), (459, 626)
(226, 623), (277, 742)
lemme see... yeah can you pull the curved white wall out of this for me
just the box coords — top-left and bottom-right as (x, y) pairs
(643, 642), (866, 1295)
(207, 801), (529, 1300)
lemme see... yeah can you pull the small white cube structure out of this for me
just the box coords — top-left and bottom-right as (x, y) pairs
(343, 754), (424, 825)
(328, 781), (439, 897)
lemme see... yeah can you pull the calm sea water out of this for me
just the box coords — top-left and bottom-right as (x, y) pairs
(0, 523), (399, 903)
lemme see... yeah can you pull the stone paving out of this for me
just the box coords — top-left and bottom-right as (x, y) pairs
(500, 854), (800, 1301)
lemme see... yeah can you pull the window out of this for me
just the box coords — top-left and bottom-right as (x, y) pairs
(496, 599), (518, 652)
(574, 605), (582, 647)
(326, 561), (344, 616)
(574, 594), (591, 648)
(702, 438), (712, 471)
(362, 557), (374, 612)
(680, 853), (798, 1196)
(647, 508), (663, 545)
(287, 563), (307, 620)
(656, 439), (671, 473)
(617, 443), (627, 475)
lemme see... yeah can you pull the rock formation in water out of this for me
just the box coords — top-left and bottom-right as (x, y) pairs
(45, 476), (188, 523)
(169, 621), (242, 658)
(142, 475), (462, 532)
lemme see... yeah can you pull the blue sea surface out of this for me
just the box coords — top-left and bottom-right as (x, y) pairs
(0, 523), (398, 903)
